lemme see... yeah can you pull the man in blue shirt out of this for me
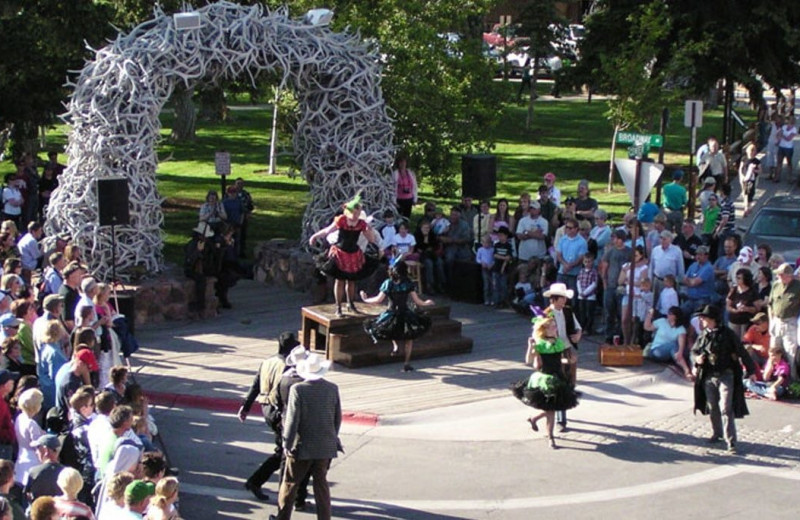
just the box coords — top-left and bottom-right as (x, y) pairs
(680, 245), (715, 316)
(555, 217), (588, 306)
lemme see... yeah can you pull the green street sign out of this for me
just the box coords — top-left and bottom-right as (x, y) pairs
(616, 132), (663, 148)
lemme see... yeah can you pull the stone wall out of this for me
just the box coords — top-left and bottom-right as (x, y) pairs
(252, 239), (387, 298)
(124, 267), (218, 328)
(253, 239), (318, 291)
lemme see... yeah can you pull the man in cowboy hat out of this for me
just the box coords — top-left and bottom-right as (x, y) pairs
(275, 344), (312, 511)
(238, 332), (302, 501)
(691, 304), (756, 454)
(767, 263), (800, 379)
(543, 282), (581, 431)
(272, 353), (341, 520)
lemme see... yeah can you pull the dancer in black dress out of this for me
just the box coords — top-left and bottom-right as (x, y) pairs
(360, 260), (434, 372)
(511, 316), (580, 449)
(309, 194), (380, 316)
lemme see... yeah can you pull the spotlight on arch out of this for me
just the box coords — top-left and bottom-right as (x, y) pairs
(174, 12), (201, 31)
(304, 8), (333, 27)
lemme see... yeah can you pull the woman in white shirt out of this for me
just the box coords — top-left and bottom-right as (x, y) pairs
(776, 115), (797, 182)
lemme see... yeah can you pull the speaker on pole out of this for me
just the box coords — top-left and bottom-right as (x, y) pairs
(461, 154), (496, 200)
(97, 178), (130, 226)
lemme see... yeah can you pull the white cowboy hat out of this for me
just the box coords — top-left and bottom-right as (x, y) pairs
(285, 345), (309, 367)
(543, 282), (574, 300)
(192, 222), (215, 238)
(296, 353), (332, 381)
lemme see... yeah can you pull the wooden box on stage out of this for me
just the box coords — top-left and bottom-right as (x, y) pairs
(598, 344), (643, 366)
(300, 303), (473, 368)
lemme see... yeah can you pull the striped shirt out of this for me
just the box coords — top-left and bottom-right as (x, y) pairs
(719, 196), (735, 233)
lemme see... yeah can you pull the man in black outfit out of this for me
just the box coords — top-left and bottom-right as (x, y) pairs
(692, 304), (756, 454)
(238, 332), (302, 502)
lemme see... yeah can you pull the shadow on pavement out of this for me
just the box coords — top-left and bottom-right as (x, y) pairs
(330, 499), (473, 519)
(562, 418), (797, 468)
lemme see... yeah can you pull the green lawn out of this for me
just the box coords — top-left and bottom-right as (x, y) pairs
(1, 88), (752, 266)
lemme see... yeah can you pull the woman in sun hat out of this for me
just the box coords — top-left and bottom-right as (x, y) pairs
(309, 194), (380, 317)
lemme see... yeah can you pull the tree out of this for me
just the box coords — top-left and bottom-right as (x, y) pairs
(580, 0), (800, 143)
(516, 0), (563, 130)
(266, 0), (502, 196)
(0, 1), (113, 154)
(579, 1), (680, 190)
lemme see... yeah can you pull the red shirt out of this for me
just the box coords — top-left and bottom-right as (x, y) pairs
(0, 398), (15, 445)
(742, 325), (770, 359)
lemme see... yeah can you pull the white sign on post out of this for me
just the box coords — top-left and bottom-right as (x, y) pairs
(615, 159), (665, 204)
(215, 151), (231, 176)
(684, 100), (703, 128)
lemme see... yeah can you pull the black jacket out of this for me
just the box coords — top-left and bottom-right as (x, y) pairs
(692, 325), (756, 418)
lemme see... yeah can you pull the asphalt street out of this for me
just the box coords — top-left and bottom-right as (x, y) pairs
(153, 369), (800, 520)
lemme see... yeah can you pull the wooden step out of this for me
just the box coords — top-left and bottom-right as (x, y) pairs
(330, 334), (474, 368)
(331, 320), (466, 353)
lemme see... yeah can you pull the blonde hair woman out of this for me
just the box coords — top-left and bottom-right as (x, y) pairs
(53, 467), (95, 519)
(511, 316), (580, 449)
(14, 388), (44, 484)
(146, 477), (182, 520)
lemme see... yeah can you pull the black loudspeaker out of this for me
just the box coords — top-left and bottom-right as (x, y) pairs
(447, 260), (483, 303)
(461, 154), (497, 199)
(97, 178), (130, 226)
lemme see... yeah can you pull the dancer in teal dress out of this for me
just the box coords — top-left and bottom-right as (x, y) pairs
(511, 316), (580, 448)
(361, 260), (434, 372)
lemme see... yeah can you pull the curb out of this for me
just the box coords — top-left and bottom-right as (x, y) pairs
(145, 390), (380, 427)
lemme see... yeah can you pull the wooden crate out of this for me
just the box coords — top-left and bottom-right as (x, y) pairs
(599, 344), (643, 366)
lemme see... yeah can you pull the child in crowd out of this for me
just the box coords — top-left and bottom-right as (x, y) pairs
(513, 270), (536, 309)
(492, 227), (514, 307)
(390, 223), (417, 261)
(744, 345), (791, 400)
(656, 274), (679, 318)
(476, 236), (494, 306)
(431, 207), (450, 236)
(634, 278), (653, 345)
(576, 253), (598, 333)
(380, 209), (397, 252)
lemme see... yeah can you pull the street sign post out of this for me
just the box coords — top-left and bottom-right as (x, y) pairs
(684, 100), (704, 219)
(616, 132), (664, 158)
(215, 150), (231, 194)
(614, 156), (665, 343)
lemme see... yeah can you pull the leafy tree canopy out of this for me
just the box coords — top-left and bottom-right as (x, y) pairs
(0, 0), (114, 151)
(579, 0), (800, 107)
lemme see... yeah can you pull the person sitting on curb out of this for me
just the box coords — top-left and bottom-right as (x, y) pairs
(744, 345), (791, 400)
(643, 306), (692, 380)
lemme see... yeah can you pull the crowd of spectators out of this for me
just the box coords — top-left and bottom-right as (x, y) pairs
(388, 148), (798, 401)
(0, 151), (178, 518)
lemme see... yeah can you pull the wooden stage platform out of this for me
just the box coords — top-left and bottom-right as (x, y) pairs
(300, 303), (473, 368)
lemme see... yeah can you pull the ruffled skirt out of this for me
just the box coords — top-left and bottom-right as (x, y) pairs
(364, 309), (432, 342)
(317, 245), (380, 280)
(510, 372), (580, 411)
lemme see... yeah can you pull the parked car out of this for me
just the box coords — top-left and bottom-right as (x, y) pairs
(482, 23), (529, 50)
(740, 195), (800, 265)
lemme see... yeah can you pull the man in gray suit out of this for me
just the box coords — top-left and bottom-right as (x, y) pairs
(271, 353), (342, 520)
